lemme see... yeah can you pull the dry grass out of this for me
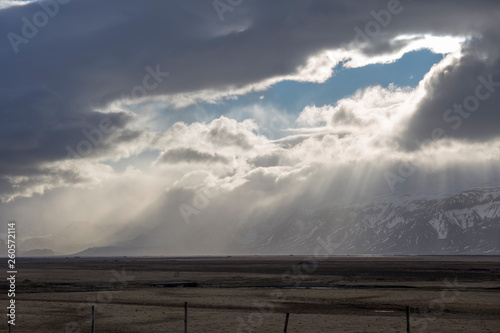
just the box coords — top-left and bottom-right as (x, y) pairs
(4, 256), (500, 332)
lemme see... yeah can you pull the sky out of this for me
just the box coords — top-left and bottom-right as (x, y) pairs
(0, 0), (499, 253)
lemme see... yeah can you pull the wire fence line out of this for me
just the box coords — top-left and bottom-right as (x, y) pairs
(7, 301), (417, 333)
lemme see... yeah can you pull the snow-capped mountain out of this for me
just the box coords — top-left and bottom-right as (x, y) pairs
(232, 187), (500, 255)
(32, 186), (500, 256)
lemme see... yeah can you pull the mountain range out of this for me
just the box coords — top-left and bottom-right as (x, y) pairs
(7, 186), (500, 256)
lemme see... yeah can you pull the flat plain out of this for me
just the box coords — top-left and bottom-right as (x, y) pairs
(3, 256), (500, 332)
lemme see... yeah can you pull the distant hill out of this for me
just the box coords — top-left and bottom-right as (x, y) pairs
(21, 237), (57, 252)
(72, 246), (160, 257)
(20, 249), (55, 257)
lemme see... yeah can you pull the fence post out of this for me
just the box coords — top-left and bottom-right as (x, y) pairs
(184, 302), (188, 333)
(283, 312), (290, 333)
(406, 305), (410, 333)
(92, 305), (95, 333)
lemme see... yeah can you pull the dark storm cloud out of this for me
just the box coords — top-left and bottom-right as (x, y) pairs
(332, 106), (366, 127)
(249, 153), (283, 168)
(158, 147), (228, 164)
(208, 126), (252, 150)
(401, 30), (500, 150)
(0, 0), (499, 197)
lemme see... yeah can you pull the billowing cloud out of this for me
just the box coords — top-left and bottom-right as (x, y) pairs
(158, 148), (229, 164)
(0, 0), (30, 9)
(402, 31), (500, 149)
(1, 0), (500, 254)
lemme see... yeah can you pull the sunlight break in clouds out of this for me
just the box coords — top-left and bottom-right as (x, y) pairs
(1, 0), (499, 255)
(0, 0), (31, 9)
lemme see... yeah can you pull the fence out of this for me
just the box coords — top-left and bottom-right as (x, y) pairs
(6, 303), (413, 332)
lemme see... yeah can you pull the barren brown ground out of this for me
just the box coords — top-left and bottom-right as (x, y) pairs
(3, 256), (500, 332)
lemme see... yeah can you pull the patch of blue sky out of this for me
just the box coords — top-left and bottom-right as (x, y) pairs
(265, 49), (443, 112)
(170, 49), (443, 124)
(109, 49), (444, 171)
